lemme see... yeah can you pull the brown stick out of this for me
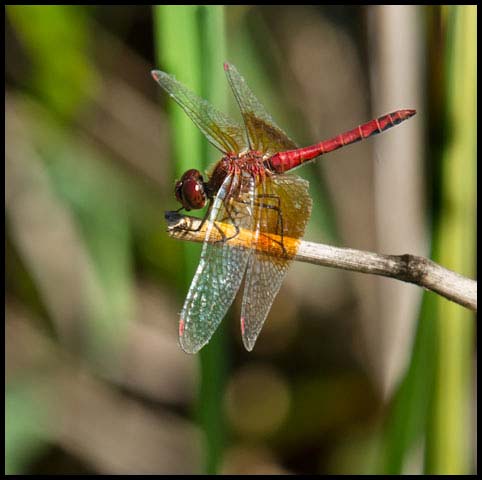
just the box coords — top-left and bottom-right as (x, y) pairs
(165, 212), (477, 312)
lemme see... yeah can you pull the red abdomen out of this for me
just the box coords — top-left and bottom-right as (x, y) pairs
(268, 109), (416, 173)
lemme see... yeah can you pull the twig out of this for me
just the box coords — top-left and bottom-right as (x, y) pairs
(165, 212), (477, 312)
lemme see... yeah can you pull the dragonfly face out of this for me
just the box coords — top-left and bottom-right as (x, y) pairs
(175, 169), (207, 211)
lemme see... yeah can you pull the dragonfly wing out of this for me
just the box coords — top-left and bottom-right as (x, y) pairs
(240, 174), (312, 351)
(152, 70), (248, 154)
(179, 172), (256, 353)
(224, 62), (298, 156)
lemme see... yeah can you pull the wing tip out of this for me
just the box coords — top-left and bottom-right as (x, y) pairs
(151, 70), (164, 82)
(224, 62), (238, 73)
(178, 320), (211, 354)
(240, 318), (257, 351)
(242, 334), (256, 352)
(179, 338), (201, 355)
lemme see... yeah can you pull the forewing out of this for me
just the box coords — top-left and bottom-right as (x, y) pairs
(224, 63), (298, 156)
(241, 174), (312, 351)
(152, 70), (248, 154)
(179, 173), (256, 353)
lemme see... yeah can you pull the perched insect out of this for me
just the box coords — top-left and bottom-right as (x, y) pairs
(152, 63), (415, 353)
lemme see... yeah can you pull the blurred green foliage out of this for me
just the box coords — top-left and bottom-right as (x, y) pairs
(6, 384), (49, 475)
(7, 5), (99, 117)
(426, 5), (476, 474)
(380, 5), (476, 475)
(154, 5), (229, 474)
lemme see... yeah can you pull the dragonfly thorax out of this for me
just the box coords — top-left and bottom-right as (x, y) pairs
(175, 169), (207, 211)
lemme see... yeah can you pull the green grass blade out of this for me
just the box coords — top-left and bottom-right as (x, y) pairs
(425, 5), (476, 474)
(153, 5), (227, 474)
(196, 6), (229, 475)
(379, 5), (476, 474)
(378, 293), (437, 474)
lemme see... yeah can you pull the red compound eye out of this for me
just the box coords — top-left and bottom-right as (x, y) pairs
(174, 180), (184, 205)
(174, 169), (206, 211)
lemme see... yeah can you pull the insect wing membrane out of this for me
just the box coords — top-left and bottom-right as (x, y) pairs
(179, 173), (256, 353)
(224, 63), (298, 156)
(241, 174), (312, 351)
(152, 69), (248, 154)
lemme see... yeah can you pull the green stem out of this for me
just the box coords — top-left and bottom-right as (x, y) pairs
(425, 5), (476, 474)
(153, 5), (227, 474)
(379, 5), (476, 474)
(196, 6), (229, 475)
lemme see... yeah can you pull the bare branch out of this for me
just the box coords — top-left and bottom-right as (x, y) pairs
(165, 212), (477, 312)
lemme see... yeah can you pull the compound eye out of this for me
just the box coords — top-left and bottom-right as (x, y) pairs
(174, 180), (184, 205)
(174, 170), (207, 211)
(182, 178), (206, 209)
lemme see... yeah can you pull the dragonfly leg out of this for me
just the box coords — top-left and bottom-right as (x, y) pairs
(257, 195), (286, 256)
(179, 201), (213, 233)
(212, 202), (240, 243)
(255, 194), (284, 235)
(177, 201), (240, 244)
(236, 194), (287, 256)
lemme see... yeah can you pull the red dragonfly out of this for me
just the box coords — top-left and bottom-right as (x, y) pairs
(152, 63), (415, 354)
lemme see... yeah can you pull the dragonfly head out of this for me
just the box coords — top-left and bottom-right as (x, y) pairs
(175, 169), (207, 211)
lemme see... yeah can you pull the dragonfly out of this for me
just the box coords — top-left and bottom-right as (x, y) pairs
(152, 62), (415, 354)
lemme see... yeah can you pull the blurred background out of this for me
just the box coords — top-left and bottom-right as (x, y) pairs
(5, 5), (476, 475)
